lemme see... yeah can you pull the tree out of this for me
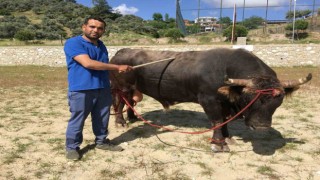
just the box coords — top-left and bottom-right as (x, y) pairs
(0, 9), (11, 15)
(152, 13), (163, 21)
(223, 25), (248, 41)
(115, 15), (145, 34)
(285, 19), (309, 39)
(14, 29), (35, 41)
(218, 17), (232, 29)
(242, 16), (264, 30)
(286, 9), (312, 20)
(91, 0), (113, 19)
(164, 28), (184, 42)
(164, 13), (169, 22)
(0, 23), (16, 38)
(186, 24), (200, 34)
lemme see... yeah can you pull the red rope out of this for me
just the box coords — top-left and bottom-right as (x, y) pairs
(115, 88), (275, 135)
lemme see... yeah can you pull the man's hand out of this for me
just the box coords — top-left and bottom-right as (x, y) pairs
(118, 65), (133, 73)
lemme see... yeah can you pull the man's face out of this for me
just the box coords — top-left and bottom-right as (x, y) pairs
(82, 19), (105, 41)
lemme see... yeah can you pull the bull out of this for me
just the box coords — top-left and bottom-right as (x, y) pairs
(109, 48), (312, 152)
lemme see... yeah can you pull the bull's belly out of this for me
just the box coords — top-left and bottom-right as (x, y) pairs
(137, 79), (197, 103)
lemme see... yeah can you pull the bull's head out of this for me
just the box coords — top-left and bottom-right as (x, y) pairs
(109, 71), (143, 112)
(218, 73), (312, 131)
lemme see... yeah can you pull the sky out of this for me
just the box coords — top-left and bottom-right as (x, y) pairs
(77, 0), (319, 21)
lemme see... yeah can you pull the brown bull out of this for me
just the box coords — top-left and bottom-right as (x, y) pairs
(109, 48), (312, 152)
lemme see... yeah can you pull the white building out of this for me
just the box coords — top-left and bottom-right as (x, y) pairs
(194, 17), (218, 32)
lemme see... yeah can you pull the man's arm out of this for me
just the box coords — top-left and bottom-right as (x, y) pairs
(74, 54), (132, 73)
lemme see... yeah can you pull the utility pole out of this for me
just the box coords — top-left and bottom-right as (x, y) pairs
(197, 0), (200, 33)
(264, 0), (269, 35)
(231, 4), (236, 44)
(289, 0), (293, 22)
(311, 0), (316, 30)
(219, 0), (222, 32)
(242, 0), (246, 23)
(292, 0), (296, 43)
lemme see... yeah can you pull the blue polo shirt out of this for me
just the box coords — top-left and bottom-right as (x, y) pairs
(64, 35), (110, 91)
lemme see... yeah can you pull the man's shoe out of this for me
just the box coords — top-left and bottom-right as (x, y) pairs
(66, 149), (80, 160)
(95, 139), (124, 151)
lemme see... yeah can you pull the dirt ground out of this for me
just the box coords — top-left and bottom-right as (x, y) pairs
(0, 67), (319, 180)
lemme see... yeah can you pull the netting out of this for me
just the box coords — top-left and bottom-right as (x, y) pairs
(176, 0), (187, 35)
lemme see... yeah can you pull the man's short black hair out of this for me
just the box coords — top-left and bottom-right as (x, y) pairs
(83, 16), (106, 28)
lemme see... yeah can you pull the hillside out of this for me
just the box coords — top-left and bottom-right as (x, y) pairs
(0, 0), (319, 45)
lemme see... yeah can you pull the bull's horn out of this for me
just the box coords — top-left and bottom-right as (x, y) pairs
(280, 73), (312, 88)
(224, 75), (253, 87)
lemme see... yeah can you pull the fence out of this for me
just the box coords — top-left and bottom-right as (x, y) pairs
(180, 0), (320, 34)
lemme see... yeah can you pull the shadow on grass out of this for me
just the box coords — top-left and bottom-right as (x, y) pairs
(112, 109), (305, 155)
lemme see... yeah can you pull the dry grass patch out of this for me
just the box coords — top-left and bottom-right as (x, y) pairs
(0, 65), (319, 179)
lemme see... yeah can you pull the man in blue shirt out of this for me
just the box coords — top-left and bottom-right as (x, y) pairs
(64, 16), (133, 160)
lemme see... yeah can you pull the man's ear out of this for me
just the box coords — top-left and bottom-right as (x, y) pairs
(81, 24), (86, 31)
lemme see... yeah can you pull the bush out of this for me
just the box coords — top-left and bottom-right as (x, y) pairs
(285, 19), (308, 31)
(285, 19), (309, 40)
(199, 36), (211, 43)
(223, 25), (248, 41)
(0, 9), (11, 15)
(164, 28), (184, 41)
(14, 29), (35, 41)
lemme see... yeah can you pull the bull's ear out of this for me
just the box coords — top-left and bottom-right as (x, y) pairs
(284, 86), (300, 97)
(217, 86), (230, 96)
(218, 86), (240, 102)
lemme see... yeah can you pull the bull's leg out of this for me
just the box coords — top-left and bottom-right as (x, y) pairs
(198, 95), (230, 152)
(211, 122), (230, 152)
(127, 101), (138, 122)
(127, 90), (138, 122)
(115, 98), (127, 127)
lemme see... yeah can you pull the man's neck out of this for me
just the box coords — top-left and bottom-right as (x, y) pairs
(82, 35), (98, 46)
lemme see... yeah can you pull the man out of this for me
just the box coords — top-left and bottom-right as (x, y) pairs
(64, 16), (132, 160)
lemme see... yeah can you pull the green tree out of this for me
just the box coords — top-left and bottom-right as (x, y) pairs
(285, 19), (308, 31)
(164, 28), (184, 42)
(285, 19), (309, 39)
(147, 20), (167, 29)
(218, 16), (232, 29)
(91, 0), (110, 16)
(152, 13), (163, 21)
(164, 13), (169, 22)
(242, 16), (264, 29)
(0, 23), (17, 38)
(0, 9), (11, 15)
(115, 15), (145, 34)
(223, 25), (248, 41)
(286, 9), (312, 19)
(186, 24), (200, 34)
(14, 29), (35, 41)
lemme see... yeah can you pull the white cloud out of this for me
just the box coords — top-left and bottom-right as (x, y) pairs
(202, 0), (289, 8)
(113, 4), (138, 15)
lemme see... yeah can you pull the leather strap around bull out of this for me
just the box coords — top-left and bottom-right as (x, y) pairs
(156, 58), (175, 99)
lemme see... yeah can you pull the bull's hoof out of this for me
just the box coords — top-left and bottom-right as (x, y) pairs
(211, 144), (230, 152)
(225, 137), (237, 145)
(115, 119), (128, 128)
(127, 110), (138, 120)
(128, 117), (138, 123)
(115, 122), (128, 128)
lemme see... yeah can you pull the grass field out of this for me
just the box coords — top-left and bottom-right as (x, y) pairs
(0, 65), (319, 179)
(0, 65), (318, 88)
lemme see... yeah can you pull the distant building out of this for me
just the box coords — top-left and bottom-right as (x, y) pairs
(195, 16), (218, 32)
(183, 20), (192, 26)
